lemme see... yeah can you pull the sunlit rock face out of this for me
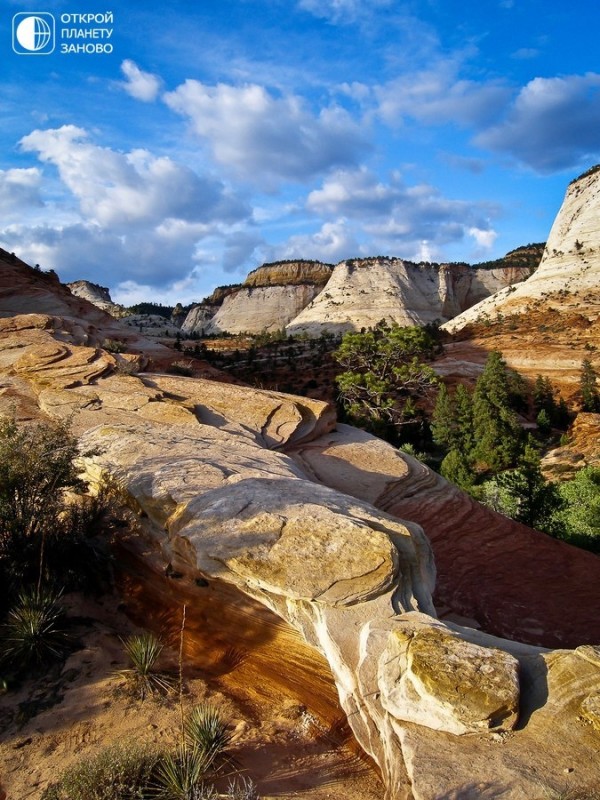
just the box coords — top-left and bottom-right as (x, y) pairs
(2, 254), (600, 799)
(182, 260), (333, 336)
(286, 257), (531, 336)
(444, 166), (600, 334)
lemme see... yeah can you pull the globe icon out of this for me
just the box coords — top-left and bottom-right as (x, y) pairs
(16, 15), (52, 52)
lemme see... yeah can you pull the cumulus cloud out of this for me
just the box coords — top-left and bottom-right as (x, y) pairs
(5, 125), (255, 294)
(476, 73), (600, 172)
(19, 125), (247, 228)
(118, 60), (162, 102)
(163, 81), (368, 185)
(268, 219), (361, 264)
(376, 61), (510, 128)
(0, 168), (44, 218)
(306, 168), (498, 257)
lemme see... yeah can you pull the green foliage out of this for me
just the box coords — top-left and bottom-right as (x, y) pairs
(119, 632), (174, 700)
(169, 360), (194, 377)
(126, 301), (175, 319)
(41, 741), (161, 800)
(334, 322), (439, 440)
(1, 587), (70, 672)
(185, 703), (231, 760)
(552, 467), (600, 550)
(472, 352), (522, 471)
(440, 448), (475, 491)
(102, 338), (127, 354)
(155, 744), (217, 800)
(580, 359), (600, 412)
(482, 440), (563, 531)
(0, 417), (100, 604)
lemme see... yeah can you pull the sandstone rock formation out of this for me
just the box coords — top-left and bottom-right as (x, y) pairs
(67, 279), (124, 316)
(439, 168), (600, 393)
(1, 256), (600, 799)
(286, 256), (533, 336)
(445, 168), (600, 333)
(184, 260), (334, 335)
(542, 412), (600, 479)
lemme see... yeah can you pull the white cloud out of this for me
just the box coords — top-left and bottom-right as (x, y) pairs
(4, 126), (255, 294)
(163, 81), (368, 185)
(297, 0), (391, 24)
(118, 60), (162, 102)
(376, 61), (510, 128)
(476, 73), (600, 172)
(0, 168), (44, 218)
(306, 168), (498, 257)
(19, 125), (247, 229)
(468, 226), (498, 250)
(269, 219), (360, 263)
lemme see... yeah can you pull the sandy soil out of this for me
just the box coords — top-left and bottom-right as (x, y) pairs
(0, 584), (383, 800)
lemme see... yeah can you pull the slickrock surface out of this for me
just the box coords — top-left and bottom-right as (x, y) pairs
(0, 250), (173, 359)
(244, 260), (333, 288)
(1, 257), (600, 799)
(289, 424), (600, 649)
(440, 169), (600, 393)
(183, 260), (333, 335)
(286, 258), (531, 336)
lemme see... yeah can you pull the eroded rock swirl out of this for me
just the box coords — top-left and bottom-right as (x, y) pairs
(1, 254), (600, 798)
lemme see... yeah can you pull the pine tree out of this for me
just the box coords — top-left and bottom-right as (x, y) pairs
(454, 383), (474, 456)
(431, 384), (457, 451)
(472, 351), (522, 471)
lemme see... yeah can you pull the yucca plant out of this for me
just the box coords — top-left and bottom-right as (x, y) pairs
(155, 744), (217, 800)
(119, 632), (174, 700)
(184, 703), (231, 764)
(1, 588), (70, 671)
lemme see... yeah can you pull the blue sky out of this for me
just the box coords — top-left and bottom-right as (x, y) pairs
(2, 0), (600, 304)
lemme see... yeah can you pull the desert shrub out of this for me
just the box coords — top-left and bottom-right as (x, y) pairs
(118, 632), (174, 700)
(102, 338), (127, 354)
(1, 588), (70, 673)
(41, 741), (161, 800)
(169, 360), (194, 377)
(226, 776), (260, 800)
(0, 418), (119, 609)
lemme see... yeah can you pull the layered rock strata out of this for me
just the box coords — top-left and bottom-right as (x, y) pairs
(1, 260), (600, 798)
(444, 166), (600, 334)
(286, 258), (532, 336)
(196, 261), (334, 335)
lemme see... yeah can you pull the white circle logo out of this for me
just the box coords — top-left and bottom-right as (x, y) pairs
(16, 15), (52, 52)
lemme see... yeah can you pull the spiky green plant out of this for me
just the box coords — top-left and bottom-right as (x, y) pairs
(155, 744), (216, 800)
(119, 632), (174, 700)
(1, 588), (69, 671)
(185, 703), (231, 762)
